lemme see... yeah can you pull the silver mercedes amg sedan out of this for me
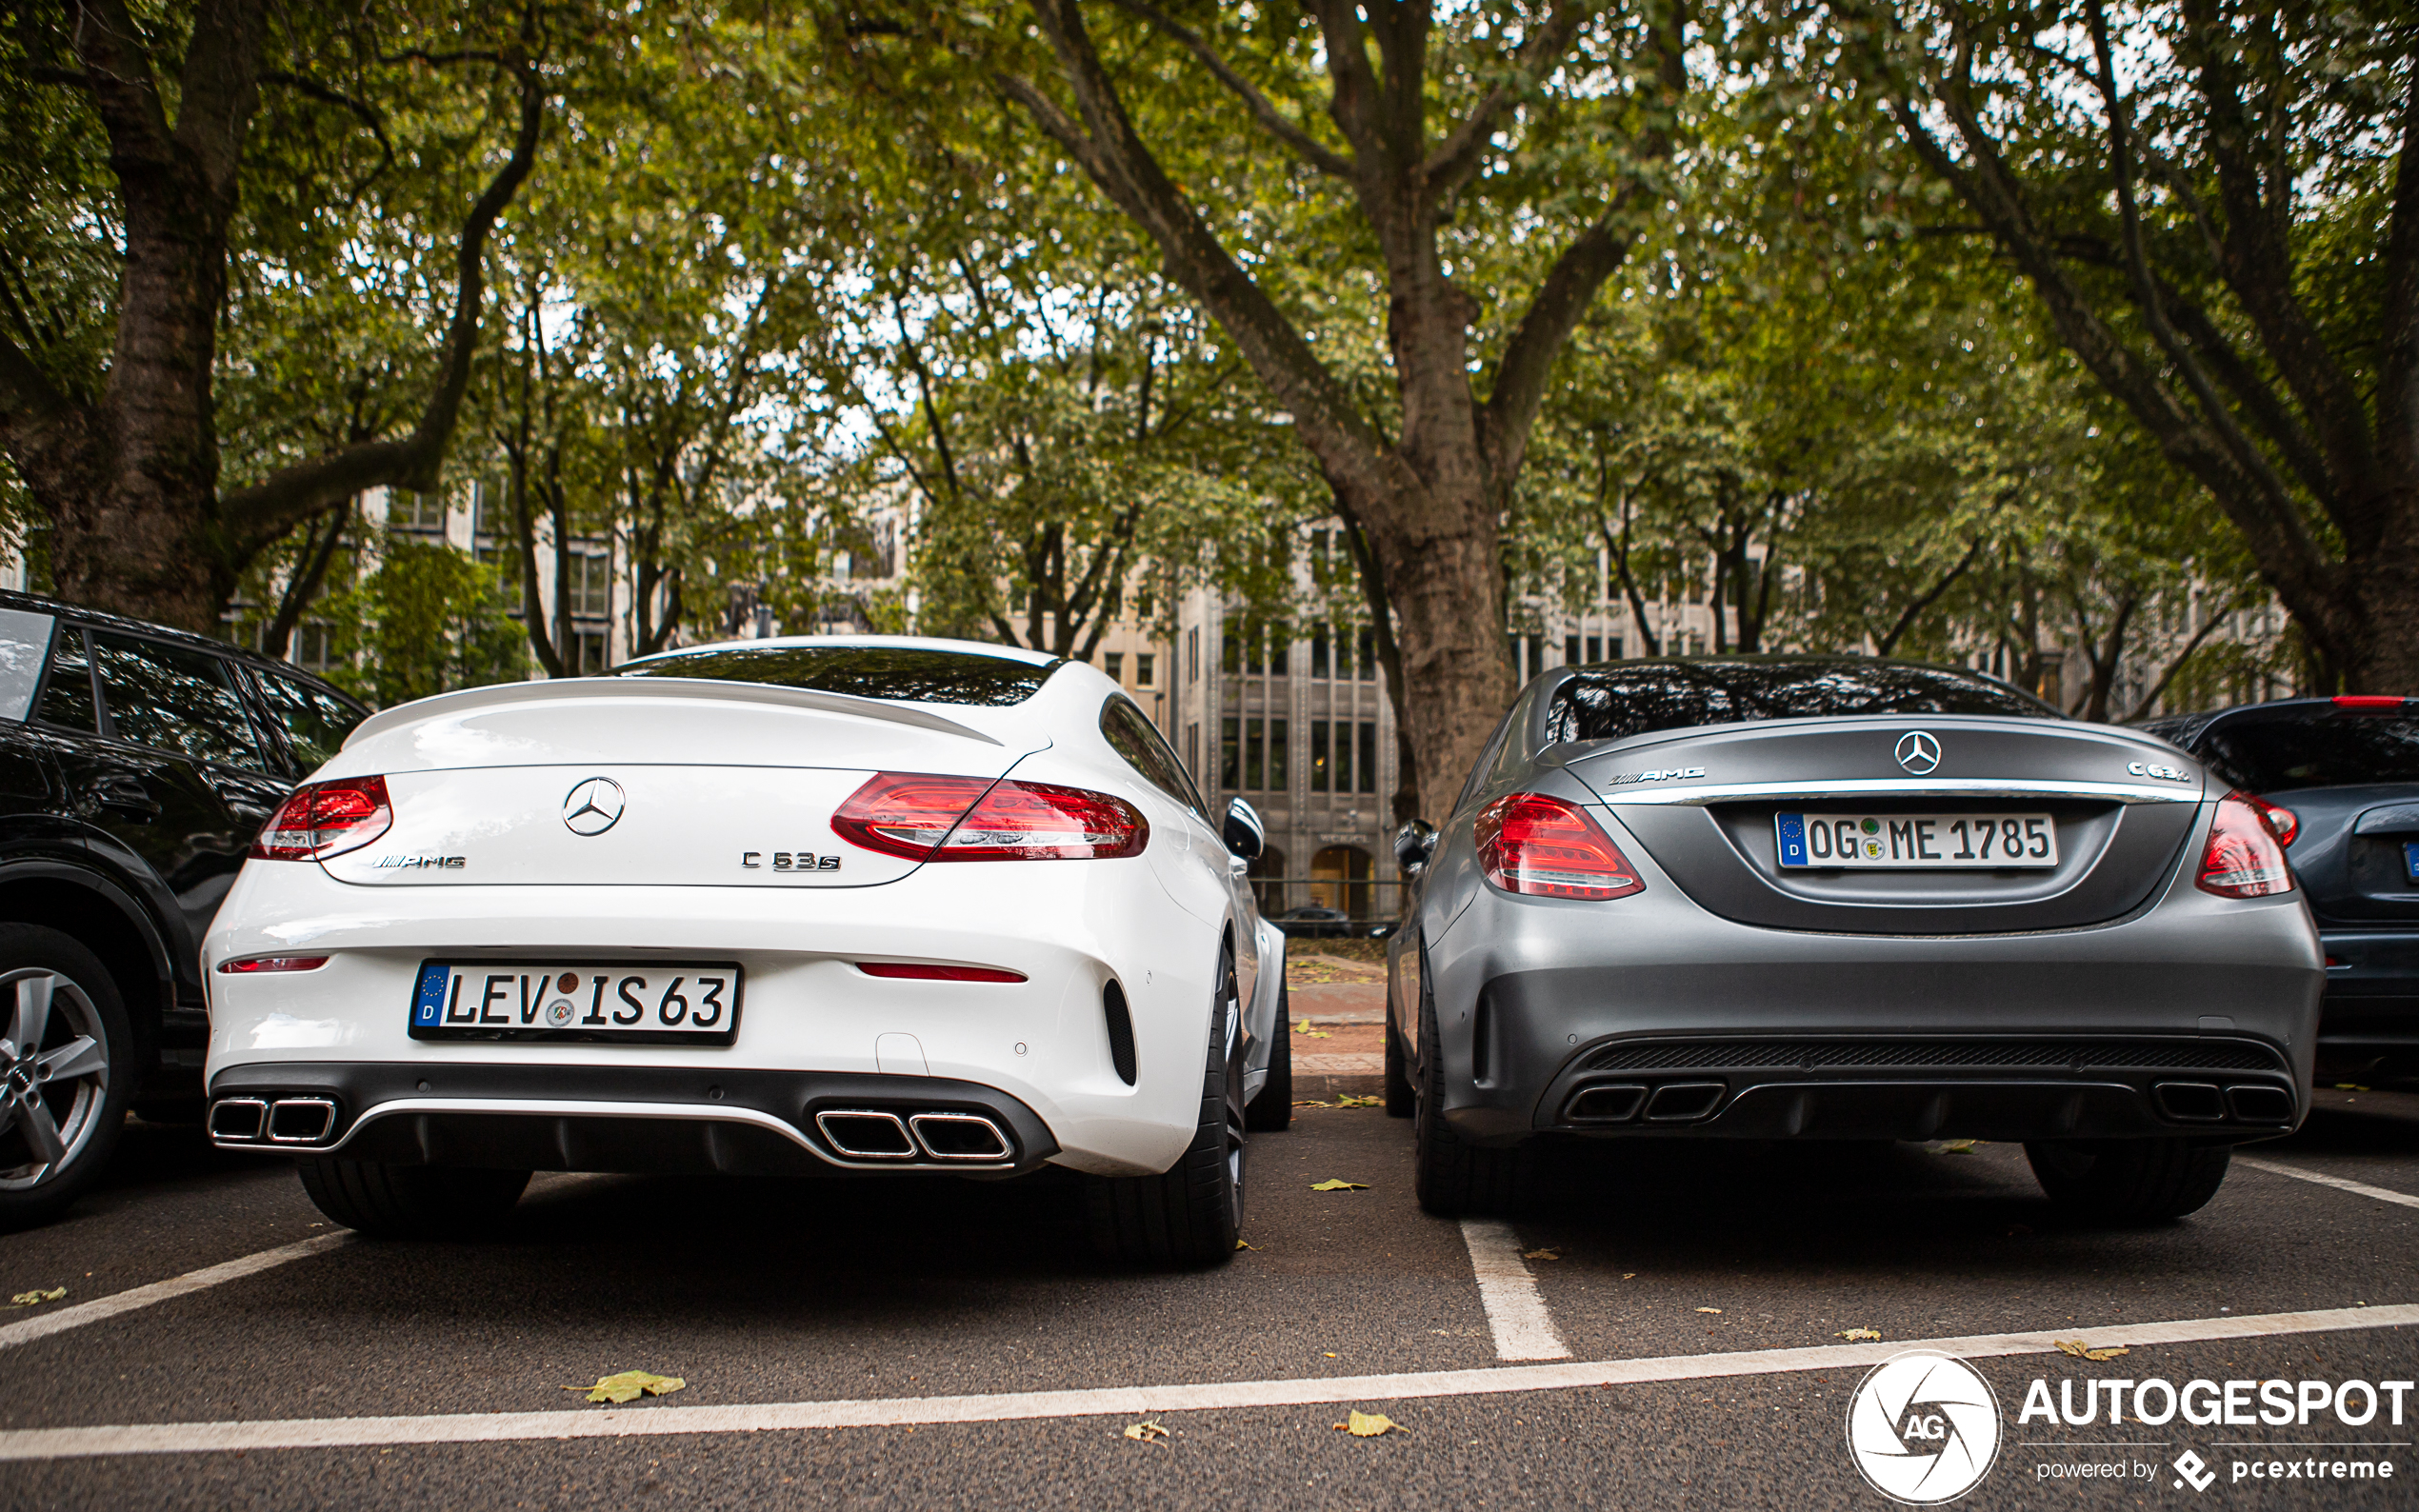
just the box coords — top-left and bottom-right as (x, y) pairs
(1384, 657), (2322, 1224)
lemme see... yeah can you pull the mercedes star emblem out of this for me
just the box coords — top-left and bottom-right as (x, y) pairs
(1894, 731), (1943, 776)
(563, 777), (626, 836)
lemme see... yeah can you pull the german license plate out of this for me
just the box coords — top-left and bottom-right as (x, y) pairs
(2404, 841), (2419, 883)
(410, 962), (742, 1044)
(1776, 813), (2058, 869)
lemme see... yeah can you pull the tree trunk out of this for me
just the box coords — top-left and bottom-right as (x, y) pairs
(999, 0), (1678, 819)
(0, 1), (547, 631)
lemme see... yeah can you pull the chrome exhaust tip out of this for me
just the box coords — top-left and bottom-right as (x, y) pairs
(814, 1109), (918, 1160)
(266, 1097), (338, 1144)
(909, 1112), (1012, 1162)
(208, 1097), (269, 1144)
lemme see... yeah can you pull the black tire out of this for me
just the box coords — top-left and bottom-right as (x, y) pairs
(1412, 953), (1531, 1217)
(1245, 977), (1292, 1131)
(1383, 1012), (1413, 1118)
(0, 925), (133, 1231)
(297, 1159), (531, 1239)
(2024, 1138), (2231, 1224)
(1085, 945), (1245, 1267)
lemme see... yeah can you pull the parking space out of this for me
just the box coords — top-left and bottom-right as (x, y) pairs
(0, 1087), (2410, 1507)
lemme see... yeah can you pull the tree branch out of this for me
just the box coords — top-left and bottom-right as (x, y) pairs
(1874, 535), (1984, 658)
(1102, 0), (1353, 177)
(1421, 0), (1593, 196)
(219, 38), (547, 545)
(2122, 585), (2260, 722)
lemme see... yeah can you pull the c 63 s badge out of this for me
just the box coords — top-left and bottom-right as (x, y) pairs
(743, 852), (841, 872)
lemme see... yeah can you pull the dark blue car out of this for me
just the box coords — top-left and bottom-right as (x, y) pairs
(2142, 695), (2419, 1081)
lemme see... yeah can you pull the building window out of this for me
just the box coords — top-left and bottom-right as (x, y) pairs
(1606, 636), (1620, 661)
(1186, 721), (1198, 777)
(1135, 652), (1154, 686)
(1357, 720), (1378, 794)
(570, 628), (609, 675)
(570, 551), (611, 618)
(1310, 625), (1330, 679)
(1267, 623), (1290, 678)
(1357, 627), (1377, 681)
(1244, 717), (1263, 789)
(1105, 651), (1124, 682)
(392, 492), (447, 534)
(1267, 718), (1288, 790)
(1525, 636), (1544, 681)
(295, 622), (336, 672)
(1220, 716), (1240, 789)
(1686, 629), (1707, 656)
(1222, 623), (1243, 676)
(1310, 719), (1330, 793)
(1188, 628), (1199, 684)
(1565, 634), (1581, 666)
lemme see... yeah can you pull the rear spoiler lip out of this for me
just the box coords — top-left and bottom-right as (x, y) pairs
(1592, 777), (2203, 807)
(342, 675), (1008, 750)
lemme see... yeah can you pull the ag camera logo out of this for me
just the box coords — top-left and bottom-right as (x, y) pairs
(1847, 1350), (2003, 1504)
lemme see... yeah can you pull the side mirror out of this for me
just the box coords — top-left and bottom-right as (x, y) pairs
(1393, 818), (1438, 872)
(1222, 797), (1265, 861)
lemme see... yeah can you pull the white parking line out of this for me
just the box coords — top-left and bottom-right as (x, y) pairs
(1458, 1219), (1571, 1360)
(0, 1233), (350, 1354)
(0, 1302), (2408, 1461)
(2237, 1157), (2419, 1211)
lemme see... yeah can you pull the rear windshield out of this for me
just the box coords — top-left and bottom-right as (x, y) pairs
(1546, 659), (2054, 744)
(612, 645), (1060, 706)
(2195, 715), (2419, 791)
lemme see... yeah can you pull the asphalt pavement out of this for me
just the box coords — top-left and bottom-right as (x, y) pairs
(0, 1068), (2411, 1510)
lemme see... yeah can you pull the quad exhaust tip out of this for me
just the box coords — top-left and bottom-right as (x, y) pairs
(815, 1108), (1014, 1163)
(209, 1096), (337, 1147)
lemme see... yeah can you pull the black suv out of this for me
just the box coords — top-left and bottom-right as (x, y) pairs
(0, 587), (367, 1224)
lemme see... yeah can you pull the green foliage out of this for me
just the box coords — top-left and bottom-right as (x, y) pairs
(311, 534), (529, 708)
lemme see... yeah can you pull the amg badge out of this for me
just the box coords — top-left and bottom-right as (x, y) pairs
(373, 854), (466, 870)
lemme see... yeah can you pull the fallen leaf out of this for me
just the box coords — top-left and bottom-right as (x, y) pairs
(1834, 1327), (1883, 1342)
(1522, 1248), (1560, 1262)
(1695, 1307), (1723, 1315)
(1622, 1273), (1636, 1280)
(1309, 1179), (1369, 1191)
(1291, 1020), (1332, 1039)
(1334, 1094), (1382, 1107)
(1235, 1239), (1258, 1251)
(1123, 1420), (1170, 1444)
(1323, 1352), (1338, 1359)
(8, 1287), (65, 1307)
(1934, 1139), (1977, 1155)
(564, 1370), (687, 1404)
(1332, 1410), (1407, 1438)
(2054, 1339), (2129, 1363)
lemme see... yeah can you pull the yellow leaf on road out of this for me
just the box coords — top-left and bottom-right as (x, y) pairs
(1935, 1140), (1977, 1155)
(1834, 1328), (1883, 1342)
(1523, 1248), (1559, 1262)
(1291, 1020), (1331, 1039)
(1334, 1094), (1382, 1107)
(1235, 1239), (1258, 1251)
(564, 1370), (687, 1404)
(1123, 1420), (1170, 1443)
(8, 1287), (65, 1307)
(1333, 1410), (1408, 1437)
(1695, 1307), (1723, 1314)
(2054, 1339), (2129, 1363)
(1309, 1179), (1369, 1191)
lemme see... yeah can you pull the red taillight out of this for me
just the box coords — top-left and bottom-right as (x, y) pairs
(2197, 790), (2294, 898)
(856, 963), (1028, 983)
(830, 773), (1148, 861)
(2246, 794), (2299, 846)
(250, 776), (392, 861)
(1476, 792), (1644, 900)
(2331, 694), (2409, 711)
(214, 956), (330, 974)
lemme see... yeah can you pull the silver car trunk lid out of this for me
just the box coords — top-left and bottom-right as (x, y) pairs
(1563, 716), (2207, 934)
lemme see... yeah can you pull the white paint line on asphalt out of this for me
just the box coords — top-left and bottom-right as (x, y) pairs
(1458, 1218), (1570, 1361)
(2237, 1156), (2419, 1211)
(0, 1233), (351, 1354)
(12, 1301), (2407, 1462)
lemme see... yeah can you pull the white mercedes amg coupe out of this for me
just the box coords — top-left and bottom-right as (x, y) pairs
(201, 638), (1289, 1266)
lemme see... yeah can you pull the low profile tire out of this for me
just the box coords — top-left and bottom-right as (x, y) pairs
(1245, 977), (1292, 1132)
(1086, 945), (1245, 1267)
(1412, 960), (1530, 1217)
(297, 1159), (531, 1239)
(1383, 1013), (1413, 1118)
(0, 925), (133, 1231)
(2025, 1138), (2231, 1224)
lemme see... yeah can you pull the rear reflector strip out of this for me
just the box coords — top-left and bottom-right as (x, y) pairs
(855, 963), (1028, 984)
(215, 956), (330, 974)
(2330, 694), (2409, 711)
